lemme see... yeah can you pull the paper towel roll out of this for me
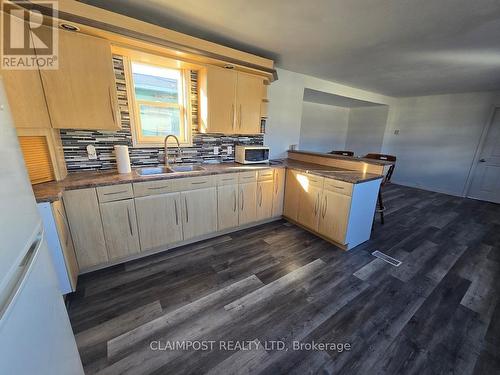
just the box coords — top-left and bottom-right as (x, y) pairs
(115, 145), (131, 174)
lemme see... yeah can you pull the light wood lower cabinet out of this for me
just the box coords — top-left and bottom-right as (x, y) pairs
(63, 188), (108, 269)
(181, 188), (218, 240)
(272, 168), (286, 217)
(256, 180), (274, 220)
(239, 182), (257, 225)
(135, 193), (183, 251)
(51, 200), (79, 291)
(297, 183), (323, 230)
(100, 199), (140, 260)
(218, 184), (239, 231)
(283, 170), (300, 220)
(317, 190), (351, 244)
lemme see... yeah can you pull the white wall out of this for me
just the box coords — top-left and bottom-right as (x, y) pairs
(265, 68), (394, 159)
(299, 102), (349, 152)
(345, 106), (389, 156)
(382, 92), (500, 196)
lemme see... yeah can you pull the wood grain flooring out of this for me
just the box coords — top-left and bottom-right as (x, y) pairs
(67, 184), (500, 375)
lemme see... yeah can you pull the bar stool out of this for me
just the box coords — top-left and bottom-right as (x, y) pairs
(363, 153), (396, 225)
(329, 150), (354, 156)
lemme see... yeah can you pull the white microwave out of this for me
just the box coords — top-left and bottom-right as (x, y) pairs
(235, 145), (270, 164)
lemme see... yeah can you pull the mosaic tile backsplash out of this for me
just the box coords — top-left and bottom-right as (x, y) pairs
(60, 55), (264, 172)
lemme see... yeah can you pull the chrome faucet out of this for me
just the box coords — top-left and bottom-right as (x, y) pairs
(164, 135), (181, 166)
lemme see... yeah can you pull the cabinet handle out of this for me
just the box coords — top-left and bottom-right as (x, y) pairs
(333, 186), (344, 190)
(259, 185), (263, 206)
(275, 171), (279, 194)
(313, 193), (318, 215)
(148, 185), (169, 190)
(222, 177), (234, 181)
(56, 207), (70, 247)
(239, 104), (242, 129)
(174, 199), (179, 225)
(322, 196), (328, 218)
(127, 207), (133, 236)
(233, 189), (237, 212)
(240, 189), (244, 211)
(231, 104), (235, 130)
(104, 190), (128, 195)
(184, 196), (189, 223)
(108, 86), (117, 126)
(191, 181), (208, 185)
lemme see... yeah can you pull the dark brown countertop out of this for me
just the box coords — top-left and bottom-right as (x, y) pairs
(32, 160), (381, 203)
(288, 150), (395, 166)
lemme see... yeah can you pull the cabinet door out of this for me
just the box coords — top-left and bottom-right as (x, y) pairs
(100, 199), (140, 260)
(272, 168), (286, 217)
(257, 180), (274, 220)
(236, 72), (263, 134)
(63, 188), (108, 269)
(283, 170), (300, 220)
(318, 190), (352, 244)
(297, 185), (323, 231)
(135, 193), (183, 251)
(206, 66), (237, 133)
(36, 26), (120, 130)
(239, 182), (257, 225)
(51, 200), (79, 291)
(0, 17), (51, 129)
(181, 188), (217, 240)
(218, 184), (239, 231)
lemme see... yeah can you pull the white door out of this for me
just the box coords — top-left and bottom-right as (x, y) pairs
(468, 108), (500, 203)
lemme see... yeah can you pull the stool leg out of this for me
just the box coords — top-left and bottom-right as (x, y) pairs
(378, 190), (385, 225)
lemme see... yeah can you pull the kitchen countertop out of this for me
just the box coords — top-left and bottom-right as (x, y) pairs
(288, 150), (395, 166)
(32, 160), (382, 203)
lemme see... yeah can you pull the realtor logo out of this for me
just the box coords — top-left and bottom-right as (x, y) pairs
(1, 0), (58, 69)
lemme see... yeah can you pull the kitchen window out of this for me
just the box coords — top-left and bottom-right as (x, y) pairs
(127, 61), (192, 146)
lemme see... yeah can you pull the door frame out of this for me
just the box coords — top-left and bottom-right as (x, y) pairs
(463, 105), (499, 198)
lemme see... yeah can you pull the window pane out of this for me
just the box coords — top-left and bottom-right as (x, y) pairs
(138, 105), (181, 137)
(132, 62), (181, 104)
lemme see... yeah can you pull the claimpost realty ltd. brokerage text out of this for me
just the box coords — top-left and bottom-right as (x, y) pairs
(150, 340), (352, 353)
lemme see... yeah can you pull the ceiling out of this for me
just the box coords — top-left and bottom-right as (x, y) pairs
(80, 0), (500, 97)
(303, 89), (385, 108)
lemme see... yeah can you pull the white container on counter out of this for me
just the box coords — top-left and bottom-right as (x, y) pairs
(114, 145), (131, 174)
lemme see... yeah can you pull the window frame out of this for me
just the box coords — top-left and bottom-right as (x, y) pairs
(124, 56), (193, 147)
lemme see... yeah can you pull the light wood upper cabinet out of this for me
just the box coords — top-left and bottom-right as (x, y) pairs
(283, 170), (300, 221)
(272, 168), (286, 217)
(63, 188), (108, 269)
(135, 193), (183, 251)
(0, 17), (51, 129)
(100, 199), (140, 260)
(218, 184), (239, 231)
(181, 187), (218, 240)
(317, 190), (351, 245)
(236, 72), (263, 134)
(256, 180), (274, 221)
(201, 66), (264, 134)
(205, 66), (237, 133)
(36, 26), (120, 130)
(239, 181), (257, 225)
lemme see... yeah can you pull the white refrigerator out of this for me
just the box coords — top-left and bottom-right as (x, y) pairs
(0, 78), (83, 374)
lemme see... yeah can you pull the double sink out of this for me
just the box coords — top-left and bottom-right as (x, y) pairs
(136, 164), (206, 176)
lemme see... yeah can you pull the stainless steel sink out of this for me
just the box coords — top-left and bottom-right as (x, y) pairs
(136, 164), (205, 176)
(136, 166), (174, 176)
(169, 164), (205, 172)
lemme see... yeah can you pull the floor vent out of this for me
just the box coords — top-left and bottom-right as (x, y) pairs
(372, 251), (402, 267)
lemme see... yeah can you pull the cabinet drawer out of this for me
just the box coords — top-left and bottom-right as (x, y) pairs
(172, 175), (215, 191)
(133, 180), (172, 197)
(238, 171), (257, 183)
(217, 173), (239, 186)
(257, 168), (274, 181)
(297, 173), (323, 188)
(96, 184), (133, 202)
(323, 178), (353, 196)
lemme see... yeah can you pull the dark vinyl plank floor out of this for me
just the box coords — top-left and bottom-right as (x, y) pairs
(67, 184), (500, 375)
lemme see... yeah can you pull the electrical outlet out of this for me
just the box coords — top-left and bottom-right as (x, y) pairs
(394, 129), (400, 135)
(227, 146), (233, 155)
(86, 144), (97, 160)
(213, 146), (219, 155)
